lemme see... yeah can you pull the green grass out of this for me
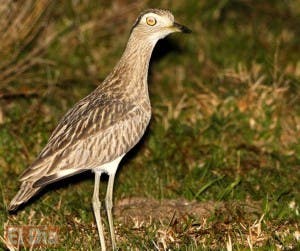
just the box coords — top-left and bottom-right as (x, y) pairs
(0, 0), (299, 250)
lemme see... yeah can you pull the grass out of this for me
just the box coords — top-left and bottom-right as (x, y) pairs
(0, 0), (299, 250)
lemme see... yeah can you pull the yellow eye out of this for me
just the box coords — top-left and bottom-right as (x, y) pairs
(146, 16), (157, 26)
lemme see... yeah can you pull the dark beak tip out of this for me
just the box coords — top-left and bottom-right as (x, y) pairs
(174, 22), (192, 34)
(182, 26), (192, 34)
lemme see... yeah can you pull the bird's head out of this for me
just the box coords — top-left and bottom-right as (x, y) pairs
(131, 9), (191, 44)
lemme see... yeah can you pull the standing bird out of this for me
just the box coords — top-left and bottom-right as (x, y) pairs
(9, 9), (190, 250)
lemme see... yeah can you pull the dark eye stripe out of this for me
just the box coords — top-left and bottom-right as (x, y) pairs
(131, 9), (162, 33)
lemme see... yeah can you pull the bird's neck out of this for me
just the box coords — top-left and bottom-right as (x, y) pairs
(120, 35), (156, 80)
(110, 34), (157, 99)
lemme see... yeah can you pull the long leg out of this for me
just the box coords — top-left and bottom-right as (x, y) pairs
(92, 171), (106, 251)
(105, 172), (116, 250)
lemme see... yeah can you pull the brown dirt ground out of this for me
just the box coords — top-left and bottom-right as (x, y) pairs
(114, 197), (261, 224)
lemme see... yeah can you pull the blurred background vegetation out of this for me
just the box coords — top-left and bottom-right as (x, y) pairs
(0, 0), (299, 250)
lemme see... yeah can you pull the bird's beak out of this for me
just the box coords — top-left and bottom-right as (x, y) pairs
(172, 22), (192, 33)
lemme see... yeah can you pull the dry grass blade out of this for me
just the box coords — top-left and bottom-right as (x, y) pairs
(0, 224), (16, 251)
(0, 0), (54, 89)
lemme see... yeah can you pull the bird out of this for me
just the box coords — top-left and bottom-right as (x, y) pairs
(8, 8), (190, 250)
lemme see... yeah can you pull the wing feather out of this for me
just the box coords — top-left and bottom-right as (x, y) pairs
(20, 98), (150, 185)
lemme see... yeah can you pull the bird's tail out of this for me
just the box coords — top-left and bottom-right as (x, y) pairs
(8, 182), (41, 212)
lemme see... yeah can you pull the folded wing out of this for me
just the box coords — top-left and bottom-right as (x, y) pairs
(20, 97), (150, 187)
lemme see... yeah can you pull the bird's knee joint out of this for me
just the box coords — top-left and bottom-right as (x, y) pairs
(92, 197), (101, 208)
(105, 198), (113, 210)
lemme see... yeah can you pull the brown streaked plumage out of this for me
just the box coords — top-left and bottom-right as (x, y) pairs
(9, 8), (190, 250)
